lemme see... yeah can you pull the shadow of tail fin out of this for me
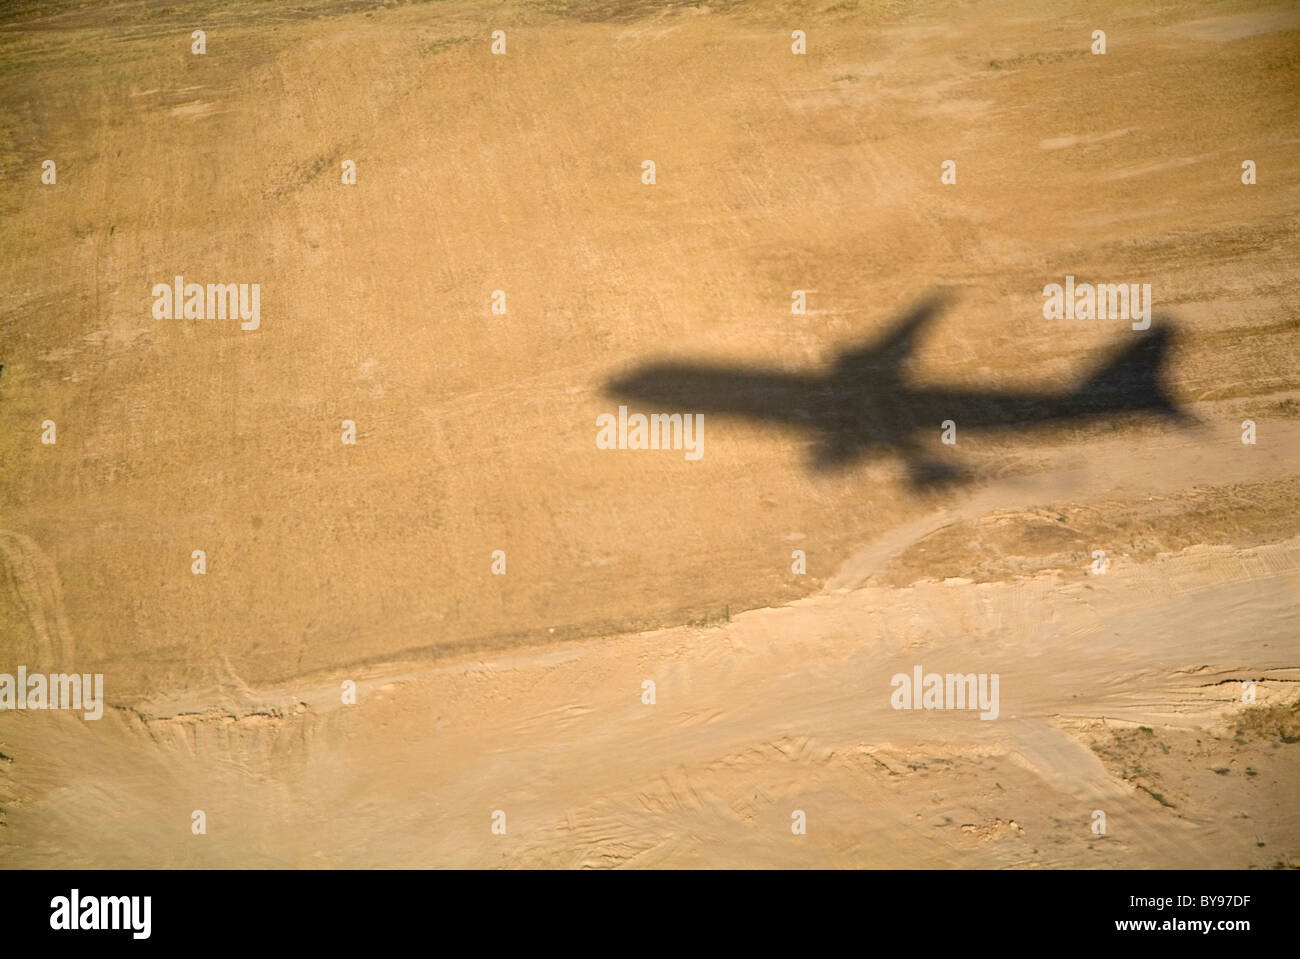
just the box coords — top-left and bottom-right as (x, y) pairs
(1076, 323), (1188, 420)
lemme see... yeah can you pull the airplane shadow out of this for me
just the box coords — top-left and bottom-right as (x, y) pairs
(603, 291), (1194, 489)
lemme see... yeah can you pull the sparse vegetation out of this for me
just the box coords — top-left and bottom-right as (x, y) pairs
(419, 36), (469, 57)
(1233, 697), (1300, 743)
(1272, 397), (1300, 417)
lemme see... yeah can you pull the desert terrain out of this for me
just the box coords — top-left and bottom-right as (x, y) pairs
(1, 0), (1297, 868)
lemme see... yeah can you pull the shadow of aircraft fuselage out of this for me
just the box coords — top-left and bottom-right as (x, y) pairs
(604, 293), (1191, 486)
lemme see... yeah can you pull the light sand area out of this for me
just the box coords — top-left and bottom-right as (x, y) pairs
(1, 503), (1297, 868)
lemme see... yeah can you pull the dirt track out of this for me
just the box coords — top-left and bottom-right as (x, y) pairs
(1, 0), (1298, 867)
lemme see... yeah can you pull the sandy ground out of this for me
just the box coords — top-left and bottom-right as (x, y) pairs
(1, 0), (1298, 867)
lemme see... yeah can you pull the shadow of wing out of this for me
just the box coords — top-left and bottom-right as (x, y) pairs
(832, 291), (951, 378)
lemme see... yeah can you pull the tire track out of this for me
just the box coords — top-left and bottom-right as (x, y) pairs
(0, 530), (75, 666)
